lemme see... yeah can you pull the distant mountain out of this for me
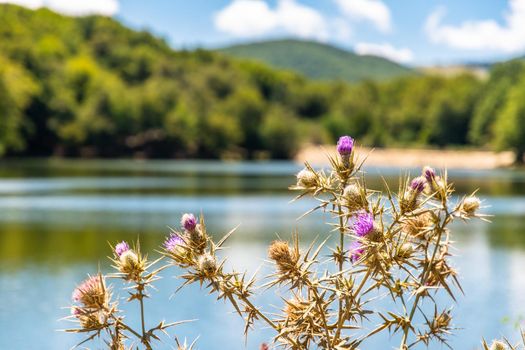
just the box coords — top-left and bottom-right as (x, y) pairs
(219, 39), (415, 82)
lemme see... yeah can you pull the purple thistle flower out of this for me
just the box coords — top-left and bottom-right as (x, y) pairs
(353, 211), (375, 237)
(350, 240), (364, 262)
(115, 241), (129, 257)
(410, 176), (426, 193)
(181, 213), (197, 231)
(336, 136), (354, 156)
(423, 166), (436, 182)
(164, 233), (184, 251)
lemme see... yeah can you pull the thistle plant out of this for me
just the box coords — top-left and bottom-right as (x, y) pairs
(64, 241), (190, 349)
(161, 135), (490, 349)
(65, 135), (523, 349)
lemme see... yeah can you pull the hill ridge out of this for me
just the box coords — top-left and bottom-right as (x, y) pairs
(219, 39), (414, 82)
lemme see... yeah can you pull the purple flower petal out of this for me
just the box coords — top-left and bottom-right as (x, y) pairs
(336, 136), (354, 156)
(164, 233), (184, 251)
(115, 241), (130, 257)
(353, 211), (375, 237)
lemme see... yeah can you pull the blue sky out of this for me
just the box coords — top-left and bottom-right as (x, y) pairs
(3, 0), (525, 65)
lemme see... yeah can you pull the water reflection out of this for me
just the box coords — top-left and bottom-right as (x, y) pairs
(1, 160), (525, 349)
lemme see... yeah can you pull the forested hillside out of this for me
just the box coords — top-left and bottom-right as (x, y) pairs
(1, 5), (524, 161)
(220, 39), (414, 82)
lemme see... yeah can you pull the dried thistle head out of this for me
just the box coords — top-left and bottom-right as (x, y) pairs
(296, 168), (318, 188)
(268, 240), (298, 273)
(490, 340), (508, 350)
(458, 195), (481, 218)
(424, 258), (457, 287)
(342, 183), (367, 212)
(403, 212), (433, 240)
(198, 253), (217, 276)
(281, 295), (326, 346)
(396, 243), (414, 260)
(72, 275), (108, 309)
(76, 309), (106, 331)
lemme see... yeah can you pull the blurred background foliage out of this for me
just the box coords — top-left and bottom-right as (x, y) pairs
(1, 5), (525, 161)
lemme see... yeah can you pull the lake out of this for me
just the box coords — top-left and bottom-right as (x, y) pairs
(1, 159), (525, 350)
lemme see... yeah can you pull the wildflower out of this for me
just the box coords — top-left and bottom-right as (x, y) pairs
(181, 213), (197, 232)
(410, 176), (426, 193)
(72, 275), (107, 309)
(423, 166), (436, 182)
(337, 135), (354, 169)
(164, 232), (185, 252)
(268, 240), (298, 272)
(198, 253), (217, 276)
(114, 241), (130, 257)
(490, 341), (507, 350)
(349, 240), (364, 262)
(336, 135), (354, 156)
(296, 169), (317, 188)
(461, 196), (480, 217)
(260, 344), (269, 350)
(353, 211), (375, 237)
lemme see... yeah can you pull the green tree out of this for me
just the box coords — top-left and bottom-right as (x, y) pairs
(492, 76), (525, 163)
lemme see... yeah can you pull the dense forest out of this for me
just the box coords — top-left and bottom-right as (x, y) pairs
(1, 5), (525, 162)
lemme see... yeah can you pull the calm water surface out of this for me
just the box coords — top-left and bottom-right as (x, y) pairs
(1, 159), (525, 350)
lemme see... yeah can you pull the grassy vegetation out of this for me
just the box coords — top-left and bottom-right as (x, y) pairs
(219, 39), (415, 82)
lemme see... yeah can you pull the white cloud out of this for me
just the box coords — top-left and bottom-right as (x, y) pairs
(332, 18), (352, 41)
(0, 0), (119, 16)
(276, 0), (327, 39)
(334, 0), (391, 33)
(355, 42), (414, 63)
(214, 0), (328, 40)
(425, 0), (525, 53)
(0, 0), (41, 9)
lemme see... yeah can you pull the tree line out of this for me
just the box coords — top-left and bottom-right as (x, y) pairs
(1, 5), (524, 162)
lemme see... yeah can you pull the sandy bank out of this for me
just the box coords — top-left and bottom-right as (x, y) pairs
(295, 145), (514, 170)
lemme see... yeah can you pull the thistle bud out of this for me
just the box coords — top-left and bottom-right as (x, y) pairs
(343, 184), (366, 212)
(114, 241), (130, 257)
(198, 253), (217, 276)
(336, 135), (354, 156)
(181, 213), (197, 232)
(337, 135), (354, 168)
(490, 341), (507, 350)
(396, 243), (414, 259)
(119, 250), (139, 270)
(296, 169), (317, 188)
(410, 176), (426, 193)
(422, 166), (436, 182)
(461, 196), (480, 217)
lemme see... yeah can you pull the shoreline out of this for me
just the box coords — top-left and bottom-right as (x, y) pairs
(295, 144), (515, 170)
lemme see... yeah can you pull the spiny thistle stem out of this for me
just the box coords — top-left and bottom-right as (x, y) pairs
(399, 210), (451, 349)
(138, 286), (152, 349)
